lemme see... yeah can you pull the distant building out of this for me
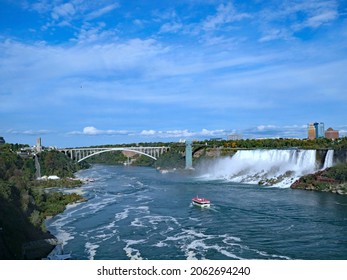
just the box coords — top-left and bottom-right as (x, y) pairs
(35, 137), (42, 153)
(307, 123), (316, 140)
(314, 122), (325, 138)
(0, 136), (5, 145)
(325, 128), (339, 140)
(228, 133), (243, 140)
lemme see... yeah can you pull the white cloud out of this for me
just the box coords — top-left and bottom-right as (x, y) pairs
(52, 3), (75, 20)
(139, 129), (194, 138)
(165, 130), (195, 138)
(202, 2), (251, 31)
(6, 129), (51, 135)
(203, 3), (228, 30)
(140, 130), (156, 136)
(258, 28), (292, 42)
(70, 127), (230, 139)
(73, 22), (118, 44)
(200, 129), (226, 136)
(67, 125), (314, 140)
(139, 129), (229, 139)
(159, 22), (183, 33)
(2, 0), (346, 148)
(301, 10), (338, 28)
(243, 124), (309, 139)
(83, 126), (99, 135)
(69, 127), (132, 136)
(256, 125), (278, 131)
(29, 0), (52, 14)
(258, 0), (339, 41)
(85, 3), (119, 21)
(25, 0), (120, 31)
(0, 37), (166, 97)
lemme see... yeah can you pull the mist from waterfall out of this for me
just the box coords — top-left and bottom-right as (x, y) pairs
(196, 149), (331, 188)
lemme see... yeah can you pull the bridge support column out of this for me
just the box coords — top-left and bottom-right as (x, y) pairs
(185, 140), (193, 169)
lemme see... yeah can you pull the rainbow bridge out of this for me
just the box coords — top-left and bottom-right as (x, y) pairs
(59, 146), (170, 162)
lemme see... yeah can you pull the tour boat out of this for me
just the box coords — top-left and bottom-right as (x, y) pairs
(192, 196), (210, 208)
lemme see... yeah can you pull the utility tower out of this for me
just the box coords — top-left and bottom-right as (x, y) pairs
(185, 140), (193, 169)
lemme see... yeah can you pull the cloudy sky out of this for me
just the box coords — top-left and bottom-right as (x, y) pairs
(1, 0), (346, 148)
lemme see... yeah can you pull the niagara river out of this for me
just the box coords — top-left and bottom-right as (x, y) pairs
(46, 162), (347, 260)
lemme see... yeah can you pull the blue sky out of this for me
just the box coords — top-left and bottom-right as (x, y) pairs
(1, 0), (347, 148)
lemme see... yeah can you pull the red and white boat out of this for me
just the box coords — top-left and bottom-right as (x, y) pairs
(192, 196), (210, 208)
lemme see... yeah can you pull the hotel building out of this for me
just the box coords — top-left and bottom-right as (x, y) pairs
(314, 122), (325, 138)
(307, 123), (316, 139)
(325, 128), (339, 140)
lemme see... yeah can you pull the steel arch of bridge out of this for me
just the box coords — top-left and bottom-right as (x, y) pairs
(60, 147), (169, 162)
(79, 148), (157, 162)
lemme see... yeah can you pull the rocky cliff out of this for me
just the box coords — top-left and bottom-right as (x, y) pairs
(291, 163), (347, 195)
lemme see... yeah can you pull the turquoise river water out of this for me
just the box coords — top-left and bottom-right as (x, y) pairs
(46, 164), (347, 260)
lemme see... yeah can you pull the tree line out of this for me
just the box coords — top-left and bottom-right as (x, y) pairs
(203, 137), (347, 150)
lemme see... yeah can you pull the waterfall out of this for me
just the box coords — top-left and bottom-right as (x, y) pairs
(197, 149), (319, 188)
(34, 154), (41, 179)
(322, 150), (334, 169)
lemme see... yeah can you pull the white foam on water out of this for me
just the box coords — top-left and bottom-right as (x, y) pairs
(161, 227), (290, 260)
(154, 241), (168, 248)
(147, 215), (180, 227)
(65, 201), (85, 210)
(179, 230), (244, 260)
(222, 235), (242, 243)
(123, 239), (146, 260)
(135, 195), (151, 202)
(94, 233), (114, 241)
(135, 181), (145, 187)
(115, 208), (130, 221)
(131, 217), (145, 227)
(186, 250), (198, 260)
(117, 206), (150, 227)
(81, 195), (118, 215)
(87, 225), (118, 243)
(85, 242), (99, 260)
(54, 229), (75, 246)
(250, 248), (291, 260)
(47, 213), (77, 246)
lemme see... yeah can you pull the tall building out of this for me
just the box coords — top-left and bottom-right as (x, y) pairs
(35, 137), (42, 153)
(314, 122), (325, 138)
(307, 123), (316, 140)
(325, 128), (339, 140)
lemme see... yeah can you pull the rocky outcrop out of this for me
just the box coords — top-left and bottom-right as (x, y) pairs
(291, 164), (347, 195)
